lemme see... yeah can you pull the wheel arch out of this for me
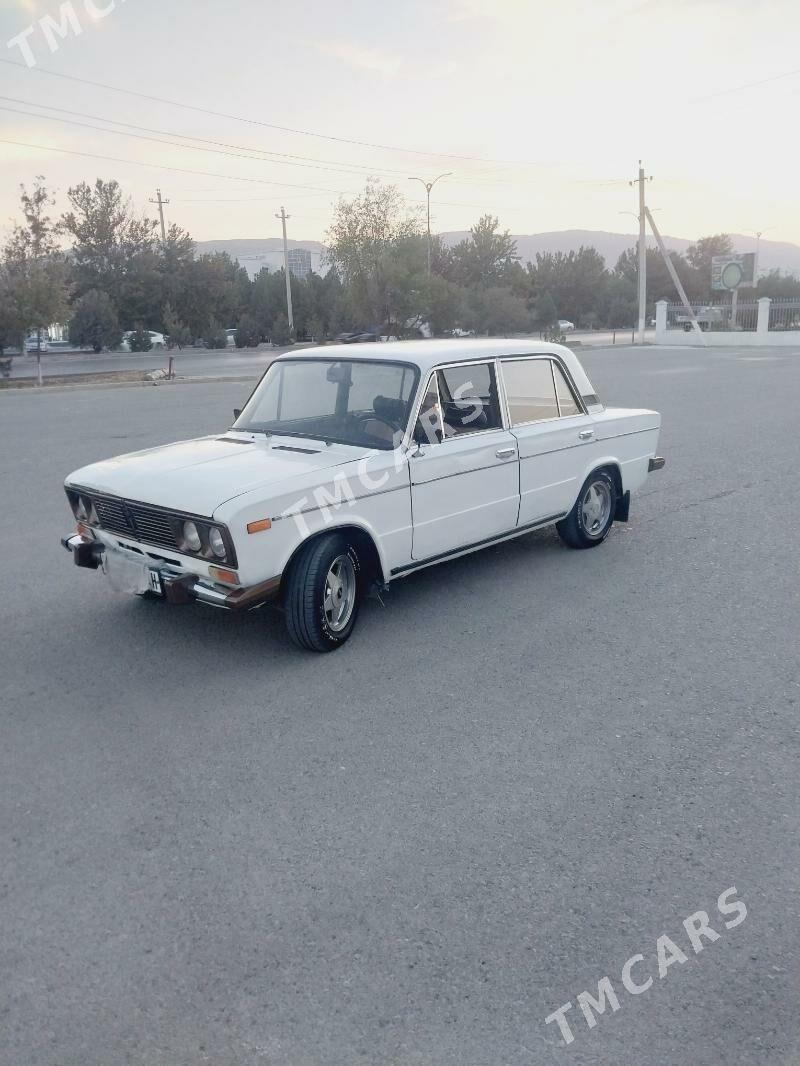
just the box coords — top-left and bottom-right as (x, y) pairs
(280, 522), (387, 599)
(573, 458), (625, 520)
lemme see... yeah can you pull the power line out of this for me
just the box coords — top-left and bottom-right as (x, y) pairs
(0, 97), (628, 194)
(691, 64), (800, 103)
(0, 136), (358, 195)
(0, 56), (549, 168)
(0, 136), (567, 214)
(0, 95), (428, 182)
(0, 103), (414, 181)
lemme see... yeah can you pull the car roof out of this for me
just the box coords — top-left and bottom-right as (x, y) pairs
(271, 338), (602, 408)
(274, 338), (581, 376)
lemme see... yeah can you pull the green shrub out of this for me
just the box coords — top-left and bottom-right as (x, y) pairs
(203, 319), (227, 350)
(235, 314), (260, 348)
(129, 326), (152, 352)
(270, 314), (292, 347)
(69, 290), (122, 353)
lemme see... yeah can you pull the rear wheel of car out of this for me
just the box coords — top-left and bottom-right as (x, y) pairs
(557, 470), (616, 549)
(284, 533), (362, 652)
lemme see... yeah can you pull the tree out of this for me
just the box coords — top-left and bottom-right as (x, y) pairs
(0, 267), (23, 357)
(756, 270), (800, 299)
(270, 313), (292, 346)
(129, 326), (153, 352)
(235, 313), (260, 348)
(326, 180), (422, 327)
(614, 246), (694, 313)
(421, 274), (468, 335)
(533, 291), (558, 330)
(162, 303), (191, 349)
(527, 247), (608, 326)
(4, 178), (70, 383)
(444, 215), (519, 289)
(61, 179), (159, 315)
(177, 253), (248, 339)
(463, 286), (531, 336)
(685, 234), (733, 272)
(203, 318), (228, 351)
(68, 289), (122, 352)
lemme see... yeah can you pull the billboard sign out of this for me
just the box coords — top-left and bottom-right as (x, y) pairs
(711, 253), (756, 291)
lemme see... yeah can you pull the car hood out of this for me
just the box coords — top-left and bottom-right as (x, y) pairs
(66, 433), (371, 516)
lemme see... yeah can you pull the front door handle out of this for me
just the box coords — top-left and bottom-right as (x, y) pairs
(496, 447), (517, 459)
(578, 430), (594, 441)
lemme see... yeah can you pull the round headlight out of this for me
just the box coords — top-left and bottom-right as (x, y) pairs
(75, 495), (90, 521)
(208, 527), (226, 559)
(182, 521), (202, 553)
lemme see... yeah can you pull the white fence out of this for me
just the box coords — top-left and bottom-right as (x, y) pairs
(655, 298), (800, 346)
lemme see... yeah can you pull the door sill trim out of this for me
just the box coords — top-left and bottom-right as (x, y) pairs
(391, 514), (566, 577)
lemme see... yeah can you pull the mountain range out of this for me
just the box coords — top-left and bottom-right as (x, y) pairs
(195, 230), (800, 278)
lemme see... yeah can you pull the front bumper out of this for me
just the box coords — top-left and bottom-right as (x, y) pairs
(61, 534), (280, 610)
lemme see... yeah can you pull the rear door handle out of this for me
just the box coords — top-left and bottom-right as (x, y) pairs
(496, 447), (517, 459)
(578, 430), (594, 441)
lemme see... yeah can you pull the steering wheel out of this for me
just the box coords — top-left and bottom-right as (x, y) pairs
(355, 414), (401, 441)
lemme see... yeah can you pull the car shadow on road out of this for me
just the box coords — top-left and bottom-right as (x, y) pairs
(109, 525), (567, 666)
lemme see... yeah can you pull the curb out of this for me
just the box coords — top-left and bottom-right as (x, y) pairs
(0, 373), (261, 396)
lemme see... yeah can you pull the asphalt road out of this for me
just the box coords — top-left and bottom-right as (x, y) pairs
(5, 345), (281, 381)
(1, 344), (798, 1065)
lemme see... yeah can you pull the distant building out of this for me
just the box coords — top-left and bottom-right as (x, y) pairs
(287, 248), (313, 280)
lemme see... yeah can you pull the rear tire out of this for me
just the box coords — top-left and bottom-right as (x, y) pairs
(284, 533), (362, 652)
(557, 470), (617, 549)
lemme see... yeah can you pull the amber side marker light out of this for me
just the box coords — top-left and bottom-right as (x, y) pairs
(247, 518), (272, 534)
(209, 566), (239, 586)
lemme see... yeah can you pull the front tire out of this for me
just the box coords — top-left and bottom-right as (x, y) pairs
(557, 470), (616, 549)
(284, 533), (362, 652)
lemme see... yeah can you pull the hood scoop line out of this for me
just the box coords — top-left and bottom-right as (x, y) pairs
(271, 444), (322, 454)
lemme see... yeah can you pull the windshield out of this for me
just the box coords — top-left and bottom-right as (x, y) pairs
(233, 358), (419, 450)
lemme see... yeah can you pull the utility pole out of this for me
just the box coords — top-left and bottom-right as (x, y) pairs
(275, 206), (294, 331)
(149, 188), (169, 245)
(629, 162), (651, 344)
(408, 173), (452, 275)
(645, 206), (706, 345)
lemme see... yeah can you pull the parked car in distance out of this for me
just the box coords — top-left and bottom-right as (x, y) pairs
(445, 328), (476, 338)
(675, 306), (723, 332)
(334, 331), (378, 344)
(226, 328), (237, 348)
(557, 320), (575, 332)
(62, 340), (664, 652)
(119, 330), (167, 352)
(25, 332), (50, 353)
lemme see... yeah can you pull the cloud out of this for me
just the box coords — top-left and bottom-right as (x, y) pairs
(314, 39), (401, 77)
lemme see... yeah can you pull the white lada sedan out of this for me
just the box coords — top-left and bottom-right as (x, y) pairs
(62, 340), (664, 651)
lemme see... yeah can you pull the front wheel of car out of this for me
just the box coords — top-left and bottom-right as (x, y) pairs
(284, 533), (362, 652)
(557, 470), (617, 549)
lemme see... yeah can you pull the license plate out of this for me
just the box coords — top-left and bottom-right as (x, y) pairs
(103, 548), (163, 597)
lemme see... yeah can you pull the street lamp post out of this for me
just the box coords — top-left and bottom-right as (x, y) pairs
(408, 173), (452, 275)
(746, 227), (775, 283)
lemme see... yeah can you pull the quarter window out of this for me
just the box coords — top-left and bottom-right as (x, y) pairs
(502, 359), (559, 425)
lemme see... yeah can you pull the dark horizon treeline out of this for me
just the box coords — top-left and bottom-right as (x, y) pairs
(1, 176), (798, 355)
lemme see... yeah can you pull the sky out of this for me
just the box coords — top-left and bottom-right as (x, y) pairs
(1, 0), (800, 250)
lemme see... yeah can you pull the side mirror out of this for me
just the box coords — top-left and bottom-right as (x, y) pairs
(233, 408), (241, 420)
